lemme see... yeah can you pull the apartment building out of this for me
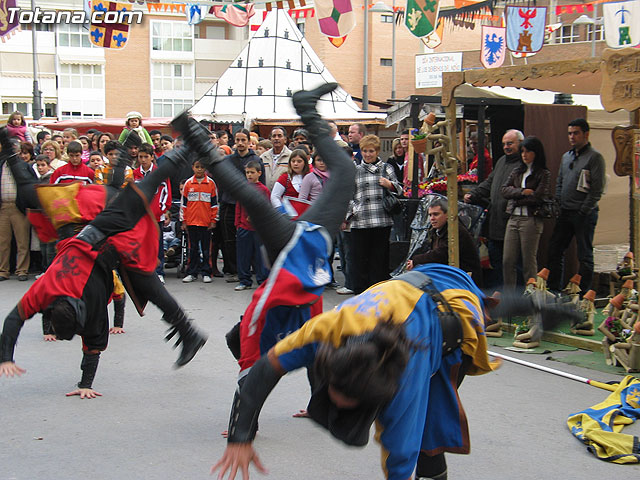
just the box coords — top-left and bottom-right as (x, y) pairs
(1, 0), (248, 119)
(0, 0), (605, 121)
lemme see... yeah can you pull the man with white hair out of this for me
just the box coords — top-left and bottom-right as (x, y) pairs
(464, 129), (523, 289)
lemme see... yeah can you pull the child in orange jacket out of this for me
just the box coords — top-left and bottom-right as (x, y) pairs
(180, 160), (218, 283)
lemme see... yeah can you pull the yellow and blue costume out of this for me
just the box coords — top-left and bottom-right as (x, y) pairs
(268, 263), (495, 480)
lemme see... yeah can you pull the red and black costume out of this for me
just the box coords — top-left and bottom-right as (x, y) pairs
(0, 129), (207, 391)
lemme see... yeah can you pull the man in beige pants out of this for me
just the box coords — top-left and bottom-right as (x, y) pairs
(0, 142), (32, 281)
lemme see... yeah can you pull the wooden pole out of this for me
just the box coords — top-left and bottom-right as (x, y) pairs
(633, 110), (640, 268)
(445, 97), (459, 268)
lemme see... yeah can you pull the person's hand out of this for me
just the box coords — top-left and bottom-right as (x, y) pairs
(340, 221), (349, 231)
(406, 259), (414, 271)
(66, 388), (102, 399)
(109, 327), (125, 334)
(208, 222), (216, 230)
(43, 334), (57, 342)
(379, 177), (392, 189)
(292, 409), (309, 418)
(522, 188), (534, 196)
(181, 223), (186, 231)
(0, 361), (26, 377)
(211, 443), (267, 480)
(463, 193), (472, 203)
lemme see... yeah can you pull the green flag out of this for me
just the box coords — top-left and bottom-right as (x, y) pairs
(405, 0), (440, 38)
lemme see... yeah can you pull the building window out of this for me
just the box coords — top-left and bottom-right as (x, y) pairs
(381, 14), (394, 23)
(60, 111), (103, 120)
(556, 25), (579, 44)
(23, 23), (53, 32)
(296, 20), (305, 35)
(2, 102), (30, 116)
(587, 24), (604, 42)
(152, 99), (193, 117)
(58, 23), (92, 48)
(151, 21), (193, 52)
(380, 58), (393, 67)
(205, 25), (226, 39)
(59, 64), (104, 89)
(44, 103), (56, 117)
(152, 63), (192, 91)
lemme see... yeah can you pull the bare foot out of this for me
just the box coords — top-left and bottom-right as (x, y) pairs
(221, 429), (228, 438)
(292, 409), (309, 418)
(109, 327), (125, 334)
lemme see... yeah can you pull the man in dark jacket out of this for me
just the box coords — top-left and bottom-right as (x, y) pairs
(464, 129), (523, 289)
(407, 198), (483, 287)
(546, 118), (605, 293)
(218, 129), (263, 281)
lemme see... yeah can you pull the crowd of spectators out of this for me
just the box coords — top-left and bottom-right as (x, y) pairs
(0, 112), (605, 298)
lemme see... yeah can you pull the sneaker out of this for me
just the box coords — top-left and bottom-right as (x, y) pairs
(212, 270), (224, 278)
(225, 274), (239, 283)
(17, 275), (28, 281)
(203, 275), (212, 283)
(336, 287), (354, 295)
(328, 281), (340, 289)
(166, 247), (176, 257)
(234, 284), (252, 291)
(182, 274), (196, 283)
(158, 275), (165, 284)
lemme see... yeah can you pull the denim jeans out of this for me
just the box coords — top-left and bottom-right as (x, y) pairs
(236, 227), (267, 287)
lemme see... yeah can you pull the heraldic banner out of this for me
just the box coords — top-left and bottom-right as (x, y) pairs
(603, 0), (640, 48)
(481, 26), (506, 68)
(405, 0), (440, 38)
(315, 0), (355, 38)
(506, 5), (547, 53)
(90, 1), (131, 48)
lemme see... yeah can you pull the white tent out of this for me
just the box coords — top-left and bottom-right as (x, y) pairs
(189, 9), (386, 128)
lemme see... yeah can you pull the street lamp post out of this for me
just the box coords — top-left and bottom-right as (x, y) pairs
(363, 1), (395, 109)
(573, 4), (600, 58)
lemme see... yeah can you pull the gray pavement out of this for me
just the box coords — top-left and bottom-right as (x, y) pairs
(1, 269), (639, 480)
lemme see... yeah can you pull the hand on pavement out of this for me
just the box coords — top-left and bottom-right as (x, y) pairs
(0, 361), (26, 377)
(211, 443), (267, 480)
(66, 388), (102, 399)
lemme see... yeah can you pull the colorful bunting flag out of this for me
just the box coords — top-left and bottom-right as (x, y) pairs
(185, 4), (206, 25)
(506, 5), (546, 53)
(603, 0), (640, 48)
(481, 26), (506, 68)
(329, 35), (347, 47)
(315, 0), (355, 38)
(421, 18), (444, 48)
(0, 0), (20, 41)
(90, 1), (130, 49)
(212, 3), (255, 27)
(405, 0), (440, 38)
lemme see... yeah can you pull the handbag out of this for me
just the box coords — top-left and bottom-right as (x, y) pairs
(382, 187), (402, 215)
(534, 197), (560, 219)
(381, 168), (402, 215)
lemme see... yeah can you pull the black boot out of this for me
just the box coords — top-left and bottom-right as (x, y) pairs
(113, 296), (125, 328)
(171, 113), (224, 169)
(163, 309), (208, 367)
(291, 83), (337, 141)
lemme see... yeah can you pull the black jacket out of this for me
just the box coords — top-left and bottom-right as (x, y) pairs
(411, 222), (483, 287)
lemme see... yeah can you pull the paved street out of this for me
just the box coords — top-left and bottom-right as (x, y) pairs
(1, 270), (639, 479)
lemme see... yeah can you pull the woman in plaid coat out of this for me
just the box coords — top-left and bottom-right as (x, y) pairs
(347, 134), (402, 294)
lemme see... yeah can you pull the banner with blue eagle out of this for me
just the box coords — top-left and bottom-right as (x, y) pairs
(480, 26), (506, 68)
(506, 5), (546, 53)
(90, 1), (130, 48)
